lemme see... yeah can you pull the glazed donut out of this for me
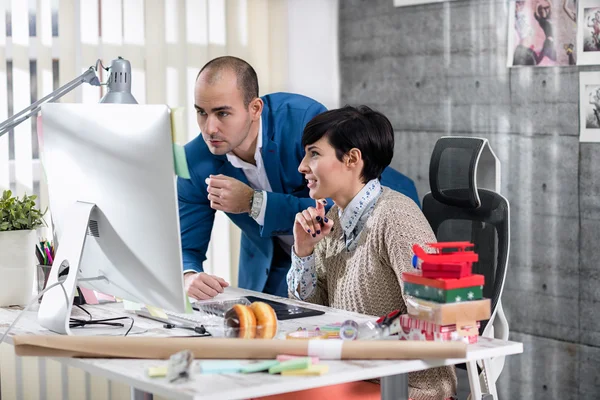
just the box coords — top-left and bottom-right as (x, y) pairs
(250, 302), (278, 339)
(224, 304), (257, 339)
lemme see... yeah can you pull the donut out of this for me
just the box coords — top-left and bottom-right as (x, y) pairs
(224, 304), (257, 339)
(250, 302), (278, 339)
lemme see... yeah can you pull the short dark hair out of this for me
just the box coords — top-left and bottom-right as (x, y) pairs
(301, 105), (394, 183)
(197, 56), (259, 107)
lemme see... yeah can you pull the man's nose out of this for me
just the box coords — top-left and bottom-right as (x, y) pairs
(204, 115), (219, 134)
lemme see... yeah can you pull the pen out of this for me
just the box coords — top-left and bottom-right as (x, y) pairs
(44, 246), (54, 265)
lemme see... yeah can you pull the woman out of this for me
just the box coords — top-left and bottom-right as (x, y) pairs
(258, 106), (457, 400)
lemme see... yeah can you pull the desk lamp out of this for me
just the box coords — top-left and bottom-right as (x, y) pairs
(0, 56), (137, 139)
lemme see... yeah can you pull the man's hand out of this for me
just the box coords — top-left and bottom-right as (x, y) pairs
(205, 174), (254, 214)
(184, 272), (230, 300)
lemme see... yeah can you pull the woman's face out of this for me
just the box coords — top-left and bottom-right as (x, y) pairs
(298, 136), (350, 201)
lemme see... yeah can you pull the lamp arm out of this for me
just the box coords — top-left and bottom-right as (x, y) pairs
(0, 66), (100, 139)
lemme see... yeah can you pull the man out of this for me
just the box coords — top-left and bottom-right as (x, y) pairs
(178, 56), (420, 300)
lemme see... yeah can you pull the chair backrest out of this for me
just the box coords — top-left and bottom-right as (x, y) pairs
(422, 137), (510, 335)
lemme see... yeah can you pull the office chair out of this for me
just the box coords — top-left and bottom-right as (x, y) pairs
(421, 137), (510, 400)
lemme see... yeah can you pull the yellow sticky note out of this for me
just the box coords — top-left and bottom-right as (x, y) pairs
(170, 107), (186, 144)
(147, 366), (168, 378)
(281, 365), (329, 376)
(146, 305), (168, 319)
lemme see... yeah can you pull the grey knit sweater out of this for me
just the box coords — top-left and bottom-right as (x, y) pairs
(289, 188), (457, 400)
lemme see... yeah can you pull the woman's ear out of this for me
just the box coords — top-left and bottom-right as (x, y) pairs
(344, 148), (362, 168)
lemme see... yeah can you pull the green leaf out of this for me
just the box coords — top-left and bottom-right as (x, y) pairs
(0, 190), (46, 231)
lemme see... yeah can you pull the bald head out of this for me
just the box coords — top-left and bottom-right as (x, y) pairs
(197, 56), (259, 107)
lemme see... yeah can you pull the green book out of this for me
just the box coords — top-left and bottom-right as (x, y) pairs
(404, 282), (483, 303)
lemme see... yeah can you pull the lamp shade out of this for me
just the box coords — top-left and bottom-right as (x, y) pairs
(100, 57), (138, 104)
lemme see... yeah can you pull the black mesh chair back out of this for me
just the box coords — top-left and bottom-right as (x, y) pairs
(422, 137), (510, 336)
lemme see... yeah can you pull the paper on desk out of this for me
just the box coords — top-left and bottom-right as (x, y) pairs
(123, 300), (142, 311)
(12, 336), (467, 360)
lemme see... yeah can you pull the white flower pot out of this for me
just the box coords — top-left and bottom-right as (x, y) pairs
(0, 230), (38, 307)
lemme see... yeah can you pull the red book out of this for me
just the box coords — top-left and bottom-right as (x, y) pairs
(402, 271), (484, 290)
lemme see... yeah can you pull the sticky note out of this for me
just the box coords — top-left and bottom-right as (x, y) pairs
(123, 300), (142, 311)
(199, 361), (243, 374)
(185, 296), (193, 314)
(147, 366), (168, 378)
(173, 143), (191, 179)
(241, 360), (279, 374)
(268, 357), (312, 374)
(170, 107), (186, 143)
(95, 292), (116, 302)
(276, 355), (319, 364)
(146, 305), (168, 319)
(281, 364), (329, 376)
(79, 288), (99, 304)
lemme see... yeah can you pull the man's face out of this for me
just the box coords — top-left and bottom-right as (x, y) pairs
(194, 69), (253, 155)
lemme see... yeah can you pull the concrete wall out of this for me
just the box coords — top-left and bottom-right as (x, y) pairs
(339, 0), (599, 399)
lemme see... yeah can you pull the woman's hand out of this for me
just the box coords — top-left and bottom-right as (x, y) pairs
(293, 199), (335, 257)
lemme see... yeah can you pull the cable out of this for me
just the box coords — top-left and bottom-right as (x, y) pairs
(1, 279), (135, 344)
(0, 279), (69, 346)
(69, 307), (135, 336)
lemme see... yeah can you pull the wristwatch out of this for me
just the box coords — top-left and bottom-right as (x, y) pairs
(249, 190), (264, 219)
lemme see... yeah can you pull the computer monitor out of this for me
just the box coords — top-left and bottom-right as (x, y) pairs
(37, 103), (187, 335)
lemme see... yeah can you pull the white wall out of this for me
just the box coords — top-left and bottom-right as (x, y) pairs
(287, 0), (340, 109)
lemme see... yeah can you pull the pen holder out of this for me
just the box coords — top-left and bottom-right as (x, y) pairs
(37, 264), (53, 302)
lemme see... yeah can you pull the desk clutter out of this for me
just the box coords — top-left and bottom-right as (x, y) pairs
(146, 351), (329, 381)
(399, 242), (491, 344)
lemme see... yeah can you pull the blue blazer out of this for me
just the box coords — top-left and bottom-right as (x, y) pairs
(177, 93), (420, 295)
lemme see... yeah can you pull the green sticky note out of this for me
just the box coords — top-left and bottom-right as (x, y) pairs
(173, 143), (191, 179)
(185, 295), (193, 314)
(123, 300), (142, 311)
(268, 357), (312, 374)
(241, 360), (279, 374)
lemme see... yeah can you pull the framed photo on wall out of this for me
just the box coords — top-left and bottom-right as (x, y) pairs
(579, 71), (600, 142)
(507, 0), (577, 67)
(577, 0), (600, 65)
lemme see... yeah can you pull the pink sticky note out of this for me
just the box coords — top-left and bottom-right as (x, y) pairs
(276, 355), (319, 364)
(79, 287), (99, 305)
(95, 292), (116, 302)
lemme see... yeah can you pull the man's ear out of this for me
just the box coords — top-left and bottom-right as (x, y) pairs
(345, 148), (362, 168)
(249, 97), (263, 121)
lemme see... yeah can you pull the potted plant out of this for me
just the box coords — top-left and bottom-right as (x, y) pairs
(0, 190), (47, 306)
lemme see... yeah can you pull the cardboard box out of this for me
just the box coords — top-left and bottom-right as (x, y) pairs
(406, 297), (491, 326)
(404, 282), (483, 303)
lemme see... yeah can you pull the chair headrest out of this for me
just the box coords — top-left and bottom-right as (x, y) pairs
(429, 137), (500, 208)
